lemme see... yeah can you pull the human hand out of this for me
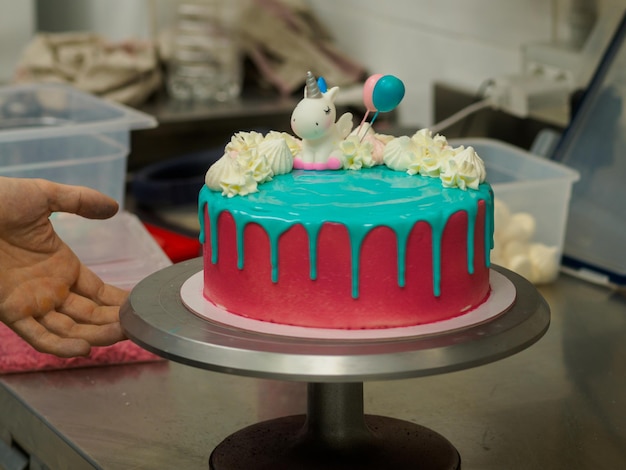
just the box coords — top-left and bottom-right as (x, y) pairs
(0, 177), (128, 357)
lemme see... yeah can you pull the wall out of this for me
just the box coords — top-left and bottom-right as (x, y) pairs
(0, 0), (35, 84)
(305, 0), (554, 127)
(27, 0), (615, 129)
(36, 0), (174, 41)
(31, 0), (555, 123)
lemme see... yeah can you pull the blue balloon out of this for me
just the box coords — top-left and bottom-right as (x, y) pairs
(372, 75), (405, 113)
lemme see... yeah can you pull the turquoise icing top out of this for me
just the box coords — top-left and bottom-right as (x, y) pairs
(199, 166), (493, 298)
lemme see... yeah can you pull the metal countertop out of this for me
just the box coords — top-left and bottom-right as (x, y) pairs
(1, 272), (625, 469)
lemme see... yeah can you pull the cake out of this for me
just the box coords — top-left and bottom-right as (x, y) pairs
(198, 72), (493, 329)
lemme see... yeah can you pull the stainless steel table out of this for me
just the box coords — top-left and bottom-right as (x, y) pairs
(1, 272), (625, 469)
(119, 260), (547, 469)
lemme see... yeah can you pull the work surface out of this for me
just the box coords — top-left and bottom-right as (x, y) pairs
(1, 273), (625, 469)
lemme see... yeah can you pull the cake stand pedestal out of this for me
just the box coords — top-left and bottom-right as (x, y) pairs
(120, 258), (550, 470)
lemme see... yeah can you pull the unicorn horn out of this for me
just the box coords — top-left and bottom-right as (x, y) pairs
(305, 71), (322, 99)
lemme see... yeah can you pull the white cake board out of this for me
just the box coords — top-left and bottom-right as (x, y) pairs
(180, 270), (515, 340)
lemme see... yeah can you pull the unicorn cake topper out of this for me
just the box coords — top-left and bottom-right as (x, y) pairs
(290, 71), (353, 170)
(204, 70), (487, 198)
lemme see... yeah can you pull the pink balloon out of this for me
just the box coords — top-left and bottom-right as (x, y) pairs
(363, 74), (383, 112)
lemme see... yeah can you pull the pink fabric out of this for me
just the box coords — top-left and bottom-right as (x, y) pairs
(0, 322), (162, 374)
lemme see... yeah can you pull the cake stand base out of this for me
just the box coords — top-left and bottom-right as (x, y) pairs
(210, 382), (460, 470)
(210, 415), (459, 470)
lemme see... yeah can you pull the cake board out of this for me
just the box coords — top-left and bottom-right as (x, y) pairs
(120, 258), (550, 469)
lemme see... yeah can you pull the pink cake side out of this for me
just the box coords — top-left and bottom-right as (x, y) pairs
(202, 201), (490, 329)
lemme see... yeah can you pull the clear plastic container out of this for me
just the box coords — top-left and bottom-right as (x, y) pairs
(451, 138), (580, 283)
(0, 83), (156, 207)
(52, 211), (171, 290)
(0, 83), (167, 287)
(167, 0), (242, 102)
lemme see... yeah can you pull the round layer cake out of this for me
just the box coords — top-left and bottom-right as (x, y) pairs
(199, 166), (493, 329)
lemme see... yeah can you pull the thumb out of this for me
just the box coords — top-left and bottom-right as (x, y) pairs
(37, 179), (120, 220)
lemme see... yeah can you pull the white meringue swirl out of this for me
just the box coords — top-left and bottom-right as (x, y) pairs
(439, 146), (486, 190)
(340, 135), (375, 170)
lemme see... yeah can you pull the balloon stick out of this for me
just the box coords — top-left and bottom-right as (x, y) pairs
(356, 110), (370, 138)
(369, 110), (380, 127)
(359, 110), (380, 143)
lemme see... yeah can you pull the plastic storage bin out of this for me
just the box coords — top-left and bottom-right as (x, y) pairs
(0, 83), (156, 207)
(451, 138), (580, 283)
(52, 211), (172, 290)
(0, 83), (170, 288)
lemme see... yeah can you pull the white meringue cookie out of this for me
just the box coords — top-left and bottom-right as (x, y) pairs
(507, 254), (534, 281)
(265, 131), (301, 157)
(529, 243), (560, 284)
(205, 152), (260, 197)
(503, 239), (530, 260)
(205, 152), (236, 191)
(258, 137), (294, 175)
(494, 199), (511, 230)
(383, 136), (418, 172)
(499, 212), (536, 244)
(511, 212), (536, 241)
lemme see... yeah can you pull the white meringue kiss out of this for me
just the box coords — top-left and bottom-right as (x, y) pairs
(383, 136), (419, 172)
(258, 137), (294, 175)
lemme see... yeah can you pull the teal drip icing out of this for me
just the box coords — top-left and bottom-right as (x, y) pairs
(197, 167), (494, 297)
(348, 227), (370, 298)
(235, 220), (247, 269)
(430, 214), (444, 297)
(264, 223), (292, 282)
(465, 204), (477, 275)
(304, 223), (322, 280)
(198, 186), (223, 265)
(394, 223), (413, 288)
(210, 211), (219, 264)
(198, 188), (207, 244)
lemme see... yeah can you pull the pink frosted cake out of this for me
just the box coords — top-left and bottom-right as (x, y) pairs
(198, 73), (493, 329)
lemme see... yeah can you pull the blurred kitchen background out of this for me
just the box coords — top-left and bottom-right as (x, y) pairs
(0, 0), (624, 284)
(2, 1), (623, 150)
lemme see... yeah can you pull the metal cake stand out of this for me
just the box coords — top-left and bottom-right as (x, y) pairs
(120, 258), (550, 469)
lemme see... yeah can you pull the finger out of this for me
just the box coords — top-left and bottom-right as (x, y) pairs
(73, 264), (129, 306)
(95, 283), (129, 307)
(59, 293), (123, 325)
(11, 316), (92, 358)
(39, 311), (125, 347)
(36, 179), (119, 220)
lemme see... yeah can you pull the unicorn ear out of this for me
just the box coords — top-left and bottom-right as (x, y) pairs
(324, 86), (340, 103)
